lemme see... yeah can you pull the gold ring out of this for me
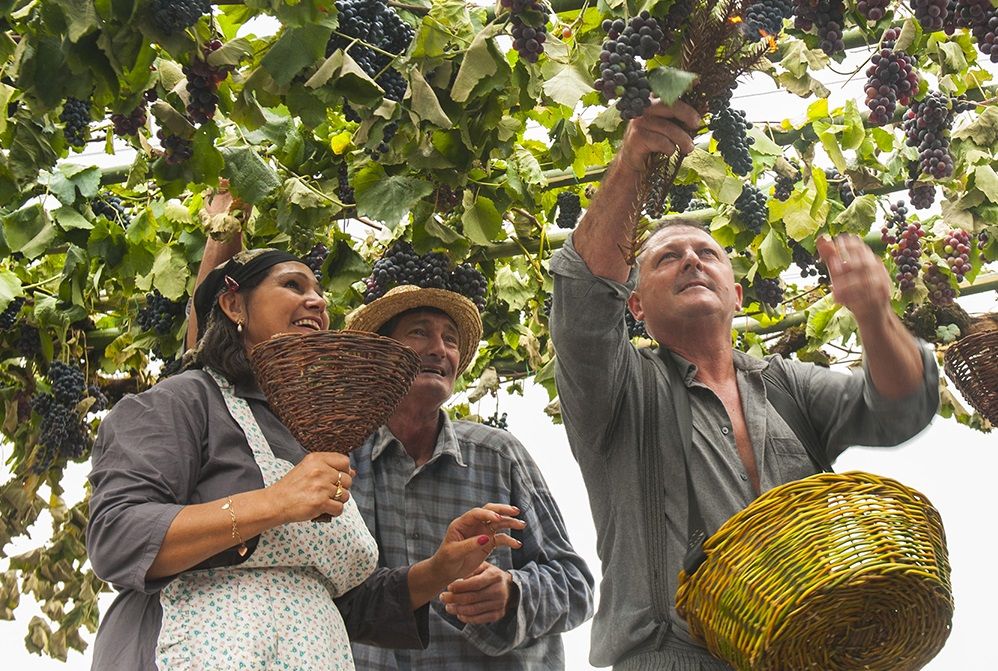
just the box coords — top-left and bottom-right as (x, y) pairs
(335, 471), (343, 487)
(333, 485), (344, 501)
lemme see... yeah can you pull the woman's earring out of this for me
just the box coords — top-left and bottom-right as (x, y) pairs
(236, 319), (244, 334)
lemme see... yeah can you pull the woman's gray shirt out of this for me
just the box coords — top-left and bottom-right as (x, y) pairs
(86, 370), (427, 671)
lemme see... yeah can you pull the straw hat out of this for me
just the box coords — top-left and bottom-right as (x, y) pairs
(346, 285), (483, 375)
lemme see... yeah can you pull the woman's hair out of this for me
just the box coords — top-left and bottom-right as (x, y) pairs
(183, 268), (272, 386)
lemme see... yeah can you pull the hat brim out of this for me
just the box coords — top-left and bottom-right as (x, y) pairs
(345, 286), (482, 375)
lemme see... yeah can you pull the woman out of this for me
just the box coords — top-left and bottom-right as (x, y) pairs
(87, 249), (524, 670)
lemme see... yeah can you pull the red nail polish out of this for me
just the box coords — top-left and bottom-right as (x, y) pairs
(477, 535), (490, 545)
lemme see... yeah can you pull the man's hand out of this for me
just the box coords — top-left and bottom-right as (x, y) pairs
(440, 561), (516, 625)
(618, 99), (701, 174)
(816, 234), (893, 327)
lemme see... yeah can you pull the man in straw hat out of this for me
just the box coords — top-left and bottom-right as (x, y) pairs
(345, 283), (594, 670)
(548, 100), (939, 669)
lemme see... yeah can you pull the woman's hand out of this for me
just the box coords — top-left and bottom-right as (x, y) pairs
(266, 452), (355, 523)
(406, 503), (525, 609)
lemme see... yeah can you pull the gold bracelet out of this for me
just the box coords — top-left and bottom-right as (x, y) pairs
(221, 496), (249, 557)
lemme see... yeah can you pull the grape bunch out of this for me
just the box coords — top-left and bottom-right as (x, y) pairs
(754, 277), (784, 308)
(363, 242), (488, 310)
(150, 0), (211, 34)
(903, 92), (956, 181)
(15, 324), (41, 360)
(669, 184), (697, 213)
(30, 363), (98, 472)
(111, 104), (147, 137)
(60, 97), (91, 148)
(942, 229), (972, 280)
(185, 40), (231, 125)
(483, 412), (509, 431)
(856, 0), (891, 22)
(962, 0), (998, 63)
(49, 361), (85, 406)
(735, 184), (768, 234)
(709, 94), (755, 176)
(434, 184), (464, 213)
(793, 0), (847, 55)
(791, 241), (829, 283)
(1, 298), (24, 330)
(774, 162), (801, 201)
(509, 8), (548, 64)
(824, 168), (857, 206)
(924, 264), (957, 306)
(890, 221), (925, 291)
(336, 162), (355, 205)
(907, 173), (936, 210)
(137, 290), (186, 335)
(913, 0), (949, 32)
(624, 308), (648, 339)
(594, 13), (665, 120)
(303, 243), (329, 282)
(92, 194), (130, 225)
(863, 28), (919, 125)
(157, 129), (194, 165)
(742, 0), (794, 40)
(881, 200), (909, 244)
(556, 191), (582, 229)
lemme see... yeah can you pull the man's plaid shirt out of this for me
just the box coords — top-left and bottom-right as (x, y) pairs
(349, 414), (594, 670)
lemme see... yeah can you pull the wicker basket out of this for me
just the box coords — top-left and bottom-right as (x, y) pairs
(675, 471), (952, 671)
(943, 327), (998, 425)
(250, 330), (421, 454)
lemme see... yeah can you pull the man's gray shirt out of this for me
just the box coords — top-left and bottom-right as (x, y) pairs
(549, 234), (939, 669)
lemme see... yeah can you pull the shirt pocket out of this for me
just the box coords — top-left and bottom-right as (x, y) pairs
(769, 437), (817, 484)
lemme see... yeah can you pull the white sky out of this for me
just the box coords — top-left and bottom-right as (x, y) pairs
(3, 19), (998, 671)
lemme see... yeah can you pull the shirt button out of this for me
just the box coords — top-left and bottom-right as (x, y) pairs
(411, 532), (420, 540)
(721, 427), (730, 435)
(739, 473), (748, 481)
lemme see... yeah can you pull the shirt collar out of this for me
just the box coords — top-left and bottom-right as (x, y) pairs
(235, 379), (268, 402)
(369, 412), (468, 467)
(666, 348), (770, 386)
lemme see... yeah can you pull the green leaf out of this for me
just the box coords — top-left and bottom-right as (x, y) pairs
(541, 63), (594, 109)
(53, 0), (99, 42)
(461, 192), (503, 244)
(759, 227), (792, 271)
(510, 146), (547, 187)
(896, 17), (918, 53)
(2, 204), (55, 260)
(151, 100), (195, 138)
(494, 265), (533, 311)
(937, 41), (967, 74)
(746, 127), (782, 156)
(207, 38), (254, 68)
(261, 25), (333, 87)
(451, 25), (503, 103)
(973, 165), (998, 203)
(953, 106), (998, 148)
(408, 68), (452, 128)
(149, 245), (189, 300)
(817, 125), (847, 173)
(219, 147), (282, 204)
(805, 293), (842, 341)
(831, 193), (878, 235)
(871, 127), (895, 152)
(52, 206), (93, 231)
(841, 99), (865, 150)
(354, 164), (433, 226)
(0, 268), (23, 313)
(647, 67), (697, 105)
(782, 189), (822, 241)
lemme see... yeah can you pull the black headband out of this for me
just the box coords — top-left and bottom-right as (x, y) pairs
(193, 249), (300, 339)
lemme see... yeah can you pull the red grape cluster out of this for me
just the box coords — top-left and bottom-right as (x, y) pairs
(111, 105), (147, 137)
(903, 92), (956, 180)
(863, 28), (919, 126)
(924, 264), (957, 306)
(754, 277), (784, 308)
(881, 200), (909, 244)
(942, 229), (972, 280)
(184, 40), (231, 125)
(890, 221), (925, 291)
(595, 13), (666, 120)
(857, 0), (891, 21)
(157, 129), (194, 165)
(913, 0), (950, 32)
(793, 0), (847, 55)
(501, 0), (549, 63)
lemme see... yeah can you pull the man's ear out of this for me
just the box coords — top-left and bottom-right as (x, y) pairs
(217, 291), (245, 326)
(733, 282), (744, 311)
(627, 291), (644, 322)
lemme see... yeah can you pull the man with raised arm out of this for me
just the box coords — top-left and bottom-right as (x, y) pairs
(548, 100), (939, 670)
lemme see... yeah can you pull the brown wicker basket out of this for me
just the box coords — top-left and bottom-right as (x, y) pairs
(675, 471), (953, 671)
(250, 329), (421, 454)
(943, 326), (998, 425)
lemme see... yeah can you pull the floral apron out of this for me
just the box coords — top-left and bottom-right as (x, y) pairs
(155, 369), (379, 670)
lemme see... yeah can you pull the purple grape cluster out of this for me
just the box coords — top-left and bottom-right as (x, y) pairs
(556, 191), (581, 229)
(857, 0), (891, 22)
(863, 28), (919, 125)
(184, 40), (231, 125)
(924, 264), (957, 306)
(363, 241), (488, 310)
(903, 92), (956, 180)
(303, 243), (329, 282)
(942, 229), (972, 280)
(754, 277), (784, 308)
(913, 0), (950, 32)
(891, 221), (925, 291)
(793, 0), (847, 55)
(594, 12), (665, 120)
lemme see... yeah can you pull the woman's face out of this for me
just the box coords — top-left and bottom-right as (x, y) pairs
(229, 261), (329, 350)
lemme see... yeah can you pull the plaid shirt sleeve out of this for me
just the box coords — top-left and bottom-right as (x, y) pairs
(459, 434), (595, 655)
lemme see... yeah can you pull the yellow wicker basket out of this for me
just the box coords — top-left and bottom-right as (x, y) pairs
(675, 471), (952, 671)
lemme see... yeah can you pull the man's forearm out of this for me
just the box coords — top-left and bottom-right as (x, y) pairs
(856, 311), (926, 400)
(185, 235), (243, 349)
(572, 155), (645, 284)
